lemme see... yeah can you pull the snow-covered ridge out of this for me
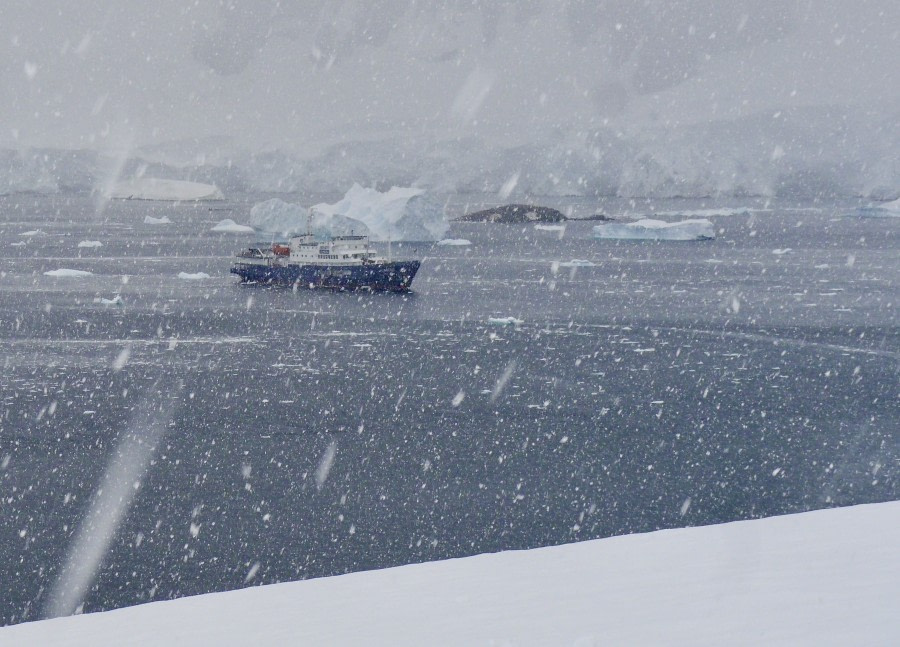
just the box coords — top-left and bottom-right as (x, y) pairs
(2, 502), (895, 646)
(1, 105), (896, 200)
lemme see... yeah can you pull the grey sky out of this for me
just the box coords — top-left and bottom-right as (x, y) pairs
(2, 1), (898, 154)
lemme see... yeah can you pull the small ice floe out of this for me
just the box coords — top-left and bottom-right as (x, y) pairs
(534, 224), (566, 232)
(93, 295), (124, 306)
(44, 269), (93, 277)
(144, 215), (172, 225)
(558, 259), (595, 267)
(488, 316), (523, 326)
(211, 219), (254, 233)
(772, 248), (792, 255)
(178, 272), (210, 280)
(436, 238), (472, 246)
(77, 240), (103, 248)
(594, 219), (715, 241)
(853, 197), (900, 217)
(19, 229), (45, 237)
(11, 241), (26, 247)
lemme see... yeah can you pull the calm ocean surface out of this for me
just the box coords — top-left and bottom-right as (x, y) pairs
(0, 193), (896, 624)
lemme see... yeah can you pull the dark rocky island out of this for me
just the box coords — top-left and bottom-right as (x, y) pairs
(457, 204), (566, 223)
(457, 204), (615, 223)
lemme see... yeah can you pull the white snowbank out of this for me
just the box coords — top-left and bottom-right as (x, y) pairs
(594, 218), (715, 241)
(4, 502), (895, 646)
(210, 219), (254, 233)
(77, 240), (103, 248)
(317, 184), (448, 241)
(110, 178), (223, 201)
(177, 272), (210, 280)
(558, 259), (595, 267)
(44, 269), (93, 277)
(143, 216), (172, 225)
(436, 238), (471, 246)
(488, 316), (523, 326)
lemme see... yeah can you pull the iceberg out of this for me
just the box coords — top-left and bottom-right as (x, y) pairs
(436, 239), (471, 246)
(178, 272), (210, 280)
(311, 184), (448, 241)
(44, 269), (93, 277)
(143, 215), (172, 225)
(109, 178), (224, 201)
(594, 218), (715, 241)
(248, 198), (369, 239)
(77, 240), (103, 248)
(211, 219), (254, 233)
(250, 185), (448, 242)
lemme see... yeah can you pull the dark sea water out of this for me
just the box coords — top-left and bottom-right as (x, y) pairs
(0, 194), (897, 624)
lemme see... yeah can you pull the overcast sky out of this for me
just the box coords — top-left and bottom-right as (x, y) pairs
(2, 1), (898, 154)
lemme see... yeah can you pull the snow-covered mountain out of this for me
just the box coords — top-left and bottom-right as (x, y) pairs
(2, 2), (898, 198)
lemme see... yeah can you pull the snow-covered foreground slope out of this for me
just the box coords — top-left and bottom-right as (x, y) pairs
(3, 502), (897, 646)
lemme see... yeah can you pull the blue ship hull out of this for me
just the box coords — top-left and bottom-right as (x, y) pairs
(230, 260), (420, 292)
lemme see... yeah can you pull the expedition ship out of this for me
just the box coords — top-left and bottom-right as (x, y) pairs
(230, 233), (420, 292)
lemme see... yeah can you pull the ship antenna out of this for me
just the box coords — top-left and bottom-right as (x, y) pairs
(306, 208), (312, 236)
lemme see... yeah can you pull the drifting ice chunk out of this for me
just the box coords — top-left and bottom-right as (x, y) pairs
(178, 272), (210, 280)
(93, 296), (124, 306)
(144, 216), (172, 225)
(436, 239), (471, 246)
(78, 240), (103, 248)
(44, 269), (93, 277)
(311, 184), (449, 241)
(594, 219), (715, 241)
(19, 229), (45, 237)
(534, 224), (566, 232)
(559, 259), (595, 267)
(110, 178), (224, 201)
(211, 219), (254, 233)
(488, 317), (523, 326)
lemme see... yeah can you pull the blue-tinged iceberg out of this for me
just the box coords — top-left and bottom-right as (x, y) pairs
(249, 184), (448, 242)
(311, 184), (448, 242)
(594, 218), (715, 241)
